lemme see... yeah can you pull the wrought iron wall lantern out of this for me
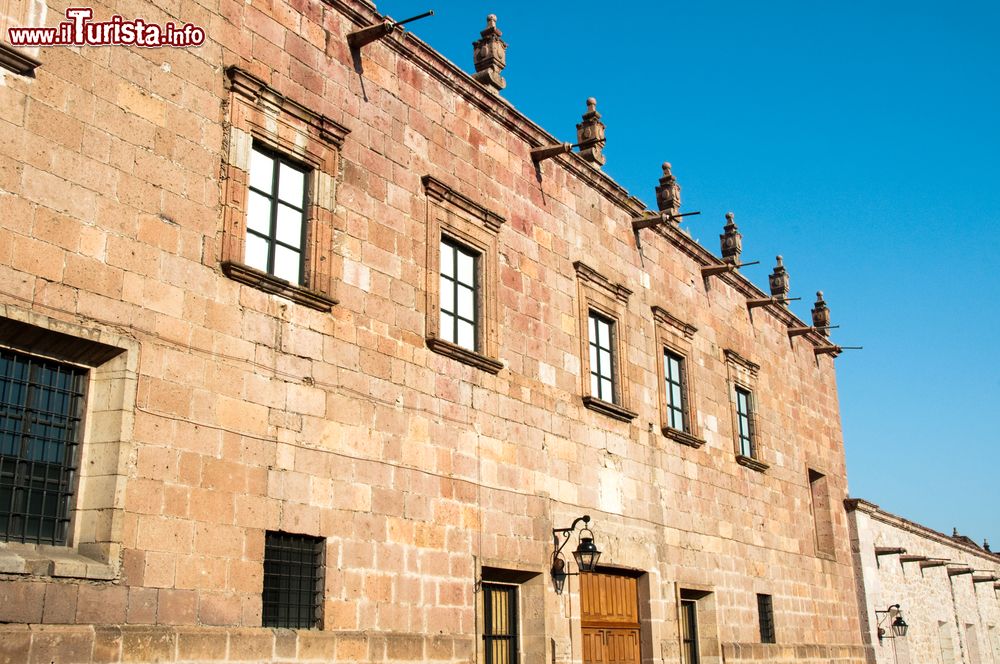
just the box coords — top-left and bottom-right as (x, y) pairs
(875, 604), (909, 644)
(551, 515), (601, 594)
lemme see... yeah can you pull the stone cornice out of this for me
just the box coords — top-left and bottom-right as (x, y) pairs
(845, 498), (1000, 565)
(422, 175), (506, 234)
(574, 261), (631, 305)
(321, 0), (647, 218)
(221, 262), (337, 312)
(651, 306), (697, 339)
(225, 66), (351, 147)
(736, 454), (769, 473)
(723, 349), (760, 376)
(0, 42), (41, 76)
(663, 427), (705, 448)
(323, 0), (829, 347)
(648, 220), (830, 349)
(582, 396), (638, 423)
(426, 338), (504, 374)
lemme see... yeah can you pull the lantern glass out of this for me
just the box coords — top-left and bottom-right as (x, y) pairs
(552, 570), (567, 594)
(573, 536), (601, 572)
(892, 616), (908, 638)
(551, 556), (568, 594)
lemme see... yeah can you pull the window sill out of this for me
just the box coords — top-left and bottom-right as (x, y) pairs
(582, 396), (638, 423)
(0, 542), (116, 580)
(222, 261), (336, 312)
(735, 454), (769, 473)
(426, 337), (503, 374)
(0, 42), (41, 76)
(663, 427), (706, 448)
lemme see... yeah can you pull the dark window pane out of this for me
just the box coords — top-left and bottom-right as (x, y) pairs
(665, 350), (688, 433)
(439, 237), (480, 351)
(484, 583), (518, 664)
(758, 594), (775, 643)
(247, 145), (306, 285)
(588, 311), (616, 403)
(263, 531), (324, 629)
(0, 349), (86, 545)
(736, 387), (754, 457)
(681, 599), (700, 663)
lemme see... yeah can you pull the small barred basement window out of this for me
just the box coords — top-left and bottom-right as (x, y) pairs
(263, 531), (325, 629)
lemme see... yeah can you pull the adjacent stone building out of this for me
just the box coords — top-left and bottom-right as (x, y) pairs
(848, 500), (1000, 664)
(1, 0), (869, 662)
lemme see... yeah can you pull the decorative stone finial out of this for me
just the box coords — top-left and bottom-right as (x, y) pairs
(576, 97), (606, 167)
(472, 14), (507, 92)
(768, 255), (790, 302)
(984, 539), (991, 552)
(953, 527), (960, 537)
(720, 212), (742, 265)
(811, 291), (830, 336)
(655, 162), (681, 216)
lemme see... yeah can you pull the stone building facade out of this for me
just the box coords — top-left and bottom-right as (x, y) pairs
(0, 0), (868, 662)
(847, 500), (1000, 664)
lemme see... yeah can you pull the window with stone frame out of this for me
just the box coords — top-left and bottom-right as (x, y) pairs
(262, 530), (325, 629)
(652, 306), (704, 447)
(678, 587), (718, 664)
(575, 261), (636, 422)
(423, 175), (505, 374)
(757, 593), (776, 643)
(724, 349), (768, 472)
(483, 582), (518, 664)
(220, 66), (349, 312)
(0, 311), (138, 580)
(0, 348), (86, 546)
(0, 0), (43, 75)
(680, 598), (700, 664)
(478, 567), (543, 664)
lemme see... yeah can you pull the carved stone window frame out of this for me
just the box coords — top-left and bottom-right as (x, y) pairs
(652, 306), (704, 448)
(575, 261), (636, 422)
(0, 0), (43, 76)
(724, 349), (768, 472)
(220, 66), (349, 312)
(0, 307), (139, 580)
(423, 175), (505, 374)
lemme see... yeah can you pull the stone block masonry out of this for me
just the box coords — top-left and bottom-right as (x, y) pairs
(0, 0), (872, 662)
(848, 500), (1000, 664)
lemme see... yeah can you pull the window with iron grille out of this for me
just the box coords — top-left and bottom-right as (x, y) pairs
(439, 238), (479, 351)
(483, 582), (518, 664)
(735, 386), (755, 458)
(757, 593), (775, 643)
(245, 144), (308, 285)
(664, 349), (688, 432)
(588, 311), (616, 403)
(263, 531), (325, 629)
(0, 348), (86, 546)
(680, 599), (700, 664)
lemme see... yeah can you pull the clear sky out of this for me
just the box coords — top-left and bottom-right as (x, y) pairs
(377, 1), (1000, 544)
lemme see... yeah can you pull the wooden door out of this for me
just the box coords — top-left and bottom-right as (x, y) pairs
(580, 572), (641, 664)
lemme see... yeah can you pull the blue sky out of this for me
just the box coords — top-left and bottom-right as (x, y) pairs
(377, 1), (1000, 544)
